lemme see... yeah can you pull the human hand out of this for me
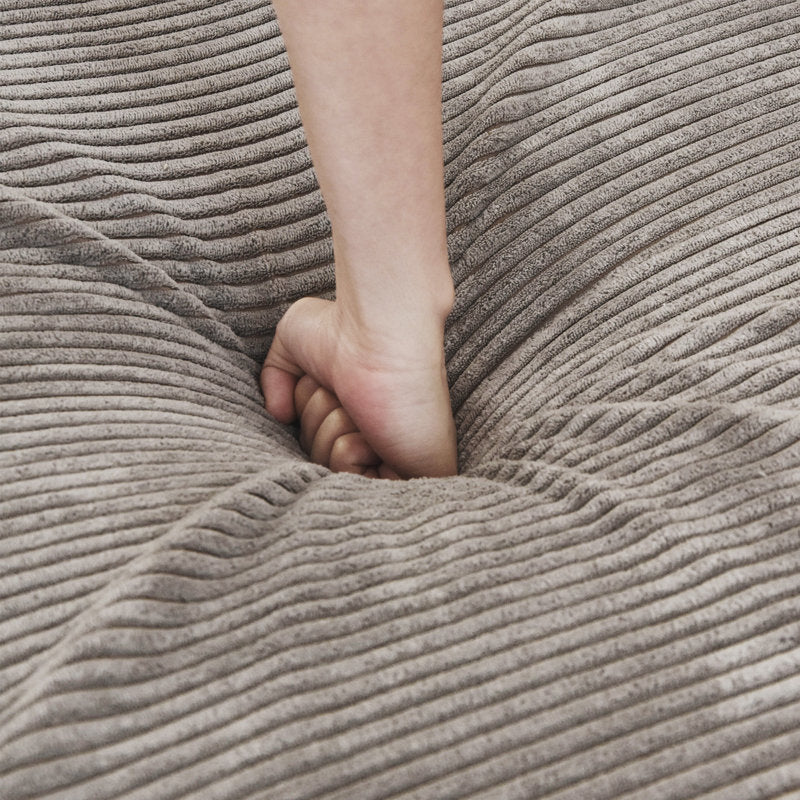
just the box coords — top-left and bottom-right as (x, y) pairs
(289, 373), (399, 480)
(260, 296), (457, 479)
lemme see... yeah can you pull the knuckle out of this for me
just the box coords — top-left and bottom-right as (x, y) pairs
(331, 434), (359, 463)
(327, 406), (354, 431)
(308, 387), (334, 418)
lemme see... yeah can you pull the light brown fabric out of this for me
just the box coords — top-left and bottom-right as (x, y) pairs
(1, 0), (800, 797)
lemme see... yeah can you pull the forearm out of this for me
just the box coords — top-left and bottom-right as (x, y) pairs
(271, 0), (454, 336)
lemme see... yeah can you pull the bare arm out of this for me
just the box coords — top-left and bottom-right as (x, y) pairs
(273, 0), (454, 329)
(262, 0), (457, 478)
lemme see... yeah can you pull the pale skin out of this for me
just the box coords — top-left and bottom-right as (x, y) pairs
(261, 0), (458, 479)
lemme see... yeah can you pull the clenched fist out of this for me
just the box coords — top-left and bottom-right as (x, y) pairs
(261, 296), (457, 479)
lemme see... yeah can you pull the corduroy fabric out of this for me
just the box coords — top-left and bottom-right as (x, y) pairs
(1, 1), (800, 798)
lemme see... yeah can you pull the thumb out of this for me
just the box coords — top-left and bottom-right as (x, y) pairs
(261, 297), (337, 424)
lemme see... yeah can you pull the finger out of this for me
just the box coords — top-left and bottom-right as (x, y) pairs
(329, 432), (381, 474)
(261, 364), (300, 424)
(310, 407), (358, 466)
(294, 374), (321, 420)
(269, 297), (337, 387)
(261, 297), (337, 424)
(299, 386), (341, 455)
(362, 467), (380, 479)
(261, 319), (305, 424)
(377, 463), (403, 481)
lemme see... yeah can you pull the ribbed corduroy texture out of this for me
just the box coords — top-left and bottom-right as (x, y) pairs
(2, 0), (800, 797)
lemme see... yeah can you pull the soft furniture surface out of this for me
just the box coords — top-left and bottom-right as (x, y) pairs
(2, 0), (800, 797)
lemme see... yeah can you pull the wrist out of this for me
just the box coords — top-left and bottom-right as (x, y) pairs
(333, 266), (452, 369)
(335, 262), (454, 336)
